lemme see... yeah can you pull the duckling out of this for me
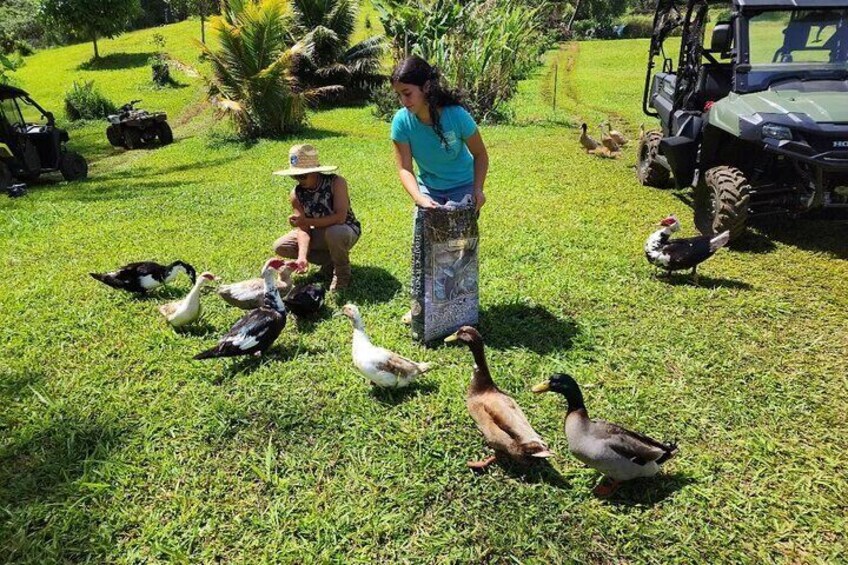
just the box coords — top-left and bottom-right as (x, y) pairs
(284, 282), (326, 317)
(194, 259), (288, 360)
(158, 271), (219, 327)
(445, 326), (552, 470)
(606, 122), (628, 146)
(91, 261), (196, 295)
(600, 123), (621, 153)
(532, 373), (678, 497)
(217, 261), (296, 310)
(645, 215), (730, 285)
(341, 303), (431, 388)
(579, 123), (600, 152)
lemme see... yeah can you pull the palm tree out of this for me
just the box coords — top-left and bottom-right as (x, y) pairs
(290, 0), (386, 105)
(199, 0), (314, 138)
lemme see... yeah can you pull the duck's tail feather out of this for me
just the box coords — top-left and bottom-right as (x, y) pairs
(656, 440), (679, 465)
(193, 347), (220, 360)
(417, 362), (433, 374)
(709, 231), (731, 252)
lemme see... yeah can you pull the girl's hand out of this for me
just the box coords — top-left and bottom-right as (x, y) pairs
(416, 196), (439, 209)
(474, 189), (486, 211)
(293, 258), (308, 273)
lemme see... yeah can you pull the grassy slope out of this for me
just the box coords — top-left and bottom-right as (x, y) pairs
(1, 23), (847, 563)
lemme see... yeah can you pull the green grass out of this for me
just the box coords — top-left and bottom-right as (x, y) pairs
(2, 23), (847, 563)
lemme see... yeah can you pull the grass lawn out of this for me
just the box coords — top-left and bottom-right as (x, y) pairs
(1, 22), (847, 563)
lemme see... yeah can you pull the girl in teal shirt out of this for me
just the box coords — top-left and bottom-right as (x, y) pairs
(390, 56), (489, 210)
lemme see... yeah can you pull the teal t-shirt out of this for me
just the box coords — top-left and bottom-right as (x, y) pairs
(390, 105), (477, 192)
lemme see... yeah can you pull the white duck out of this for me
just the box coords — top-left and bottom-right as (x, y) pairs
(158, 272), (219, 327)
(218, 260), (296, 309)
(340, 303), (432, 388)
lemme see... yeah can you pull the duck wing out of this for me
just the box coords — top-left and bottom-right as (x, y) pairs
(194, 308), (286, 359)
(158, 301), (179, 317)
(374, 349), (429, 378)
(469, 392), (549, 457)
(592, 420), (677, 465)
(218, 278), (264, 309)
(660, 236), (716, 270)
(283, 283), (326, 316)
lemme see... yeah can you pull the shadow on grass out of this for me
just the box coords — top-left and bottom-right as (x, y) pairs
(751, 212), (848, 260)
(292, 307), (333, 334)
(658, 273), (753, 290)
(333, 265), (402, 305)
(174, 320), (219, 337)
(496, 459), (571, 490)
(607, 473), (696, 507)
(205, 126), (344, 151)
(479, 303), (578, 355)
(369, 380), (438, 405)
(207, 343), (323, 381)
(129, 286), (190, 301)
(77, 52), (154, 70)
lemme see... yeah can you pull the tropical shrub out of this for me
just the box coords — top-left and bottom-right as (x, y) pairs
(289, 0), (386, 106)
(199, 0), (313, 138)
(64, 80), (117, 120)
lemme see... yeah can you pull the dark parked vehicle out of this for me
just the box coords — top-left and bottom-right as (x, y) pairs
(639, 0), (848, 240)
(106, 100), (173, 150)
(0, 84), (88, 191)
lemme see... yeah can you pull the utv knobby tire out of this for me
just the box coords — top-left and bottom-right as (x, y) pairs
(0, 161), (11, 192)
(124, 128), (142, 150)
(157, 122), (174, 145)
(637, 131), (670, 188)
(106, 125), (124, 147)
(695, 166), (751, 241)
(60, 151), (88, 181)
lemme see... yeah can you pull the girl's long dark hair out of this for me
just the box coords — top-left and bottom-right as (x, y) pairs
(391, 55), (465, 149)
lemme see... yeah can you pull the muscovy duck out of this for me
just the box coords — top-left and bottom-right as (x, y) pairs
(217, 261), (296, 310)
(445, 326), (552, 470)
(644, 215), (730, 285)
(194, 259), (288, 360)
(284, 283), (326, 317)
(533, 373), (678, 497)
(90, 261), (196, 294)
(158, 272), (219, 327)
(340, 303), (431, 388)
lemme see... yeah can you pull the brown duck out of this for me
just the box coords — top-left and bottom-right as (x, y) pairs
(445, 326), (552, 470)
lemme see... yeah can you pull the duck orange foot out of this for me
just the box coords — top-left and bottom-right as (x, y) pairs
(592, 477), (622, 498)
(467, 455), (497, 471)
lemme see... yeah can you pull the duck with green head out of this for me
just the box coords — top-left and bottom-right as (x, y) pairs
(446, 326), (552, 470)
(532, 373), (678, 497)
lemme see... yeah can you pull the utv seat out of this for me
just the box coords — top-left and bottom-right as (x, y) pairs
(697, 63), (733, 103)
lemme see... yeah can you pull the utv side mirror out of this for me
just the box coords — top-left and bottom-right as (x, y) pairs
(711, 23), (733, 54)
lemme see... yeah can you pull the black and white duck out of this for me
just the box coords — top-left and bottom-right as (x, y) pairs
(194, 259), (288, 360)
(644, 215), (730, 284)
(217, 261), (297, 310)
(532, 373), (678, 497)
(284, 283), (326, 317)
(90, 261), (196, 294)
(446, 326), (552, 470)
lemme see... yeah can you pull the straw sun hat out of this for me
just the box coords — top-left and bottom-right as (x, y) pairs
(273, 144), (338, 177)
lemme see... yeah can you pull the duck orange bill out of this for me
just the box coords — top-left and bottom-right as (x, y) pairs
(443, 332), (459, 343)
(531, 382), (551, 393)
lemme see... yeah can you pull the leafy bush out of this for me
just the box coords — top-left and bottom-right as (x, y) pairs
(0, 0), (45, 53)
(375, 0), (547, 123)
(149, 33), (172, 87)
(371, 81), (398, 121)
(63, 80), (117, 121)
(618, 14), (653, 39)
(199, 0), (312, 139)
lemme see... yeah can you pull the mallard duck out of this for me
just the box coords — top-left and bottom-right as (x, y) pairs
(194, 259), (288, 360)
(158, 271), (218, 327)
(579, 123), (600, 152)
(600, 123), (621, 153)
(91, 261), (196, 294)
(340, 303), (431, 388)
(284, 282), (326, 317)
(532, 373), (678, 497)
(606, 122), (628, 146)
(217, 261), (296, 309)
(644, 215), (730, 285)
(445, 326), (552, 470)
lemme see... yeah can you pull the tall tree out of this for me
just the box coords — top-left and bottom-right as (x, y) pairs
(40, 0), (141, 59)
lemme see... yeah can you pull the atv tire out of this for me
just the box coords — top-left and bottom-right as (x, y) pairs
(106, 125), (124, 147)
(0, 161), (10, 193)
(124, 128), (142, 150)
(157, 122), (174, 145)
(60, 151), (88, 181)
(637, 131), (670, 188)
(695, 166), (751, 241)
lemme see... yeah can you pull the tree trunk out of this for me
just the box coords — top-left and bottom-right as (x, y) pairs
(92, 33), (99, 59)
(567, 0), (581, 32)
(201, 13), (206, 44)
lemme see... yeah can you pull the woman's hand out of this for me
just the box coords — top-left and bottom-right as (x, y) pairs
(474, 189), (486, 211)
(289, 214), (310, 229)
(416, 196), (440, 209)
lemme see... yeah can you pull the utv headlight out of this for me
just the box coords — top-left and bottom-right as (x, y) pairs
(762, 124), (793, 141)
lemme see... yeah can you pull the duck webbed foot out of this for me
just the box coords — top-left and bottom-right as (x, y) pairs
(691, 267), (699, 286)
(466, 455), (497, 471)
(592, 477), (622, 498)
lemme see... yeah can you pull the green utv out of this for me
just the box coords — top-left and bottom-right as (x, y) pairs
(638, 0), (848, 240)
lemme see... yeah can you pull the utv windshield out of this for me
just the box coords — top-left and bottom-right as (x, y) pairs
(749, 9), (847, 68)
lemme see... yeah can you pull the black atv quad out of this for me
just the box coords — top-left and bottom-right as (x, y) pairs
(106, 100), (173, 150)
(0, 84), (88, 191)
(639, 0), (848, 240)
